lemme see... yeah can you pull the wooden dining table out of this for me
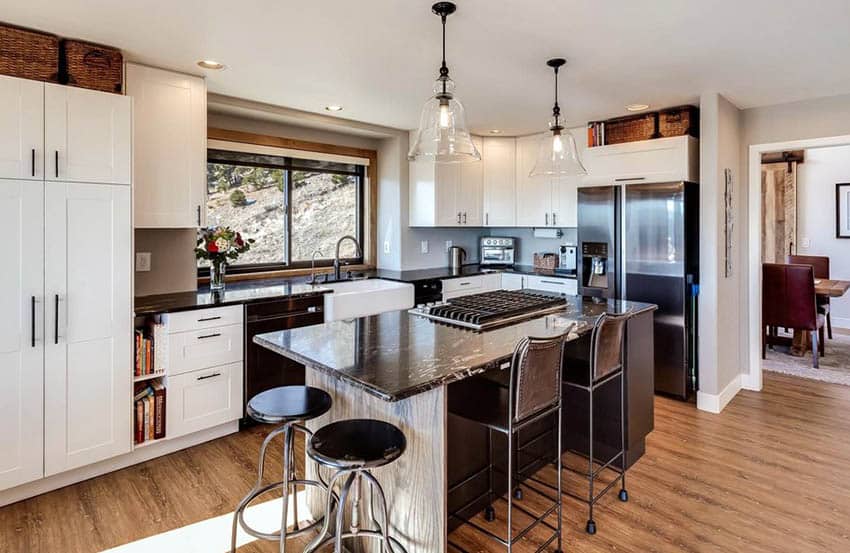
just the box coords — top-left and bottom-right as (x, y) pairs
(791, 278), (850, 356)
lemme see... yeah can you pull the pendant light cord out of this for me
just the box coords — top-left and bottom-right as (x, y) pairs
(552, 66), (561, 125)
(440, 14), (448, 94)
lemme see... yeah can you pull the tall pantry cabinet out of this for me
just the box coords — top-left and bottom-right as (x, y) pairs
(0, 74), (132, 491)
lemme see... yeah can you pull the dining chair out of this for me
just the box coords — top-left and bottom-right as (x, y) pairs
(787, 254), (832, 339)
(762, 263), (826, 368)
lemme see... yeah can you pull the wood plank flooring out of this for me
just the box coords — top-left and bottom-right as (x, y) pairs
(1, 372), (849, 553)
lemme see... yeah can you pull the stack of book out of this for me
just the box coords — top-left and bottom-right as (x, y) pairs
(135, 320), (166, 377)
(134, 381), (166, 444)
(587, 121), (606, 147)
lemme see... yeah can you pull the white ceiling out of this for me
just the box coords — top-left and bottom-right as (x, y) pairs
(5, 0), (850, 135)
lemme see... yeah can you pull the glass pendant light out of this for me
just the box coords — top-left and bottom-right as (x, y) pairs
(530, 58), (587, 177)
(408, 2), (480, 163)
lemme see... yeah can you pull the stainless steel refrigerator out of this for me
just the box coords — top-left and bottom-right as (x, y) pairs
(578, 182), (699, 399)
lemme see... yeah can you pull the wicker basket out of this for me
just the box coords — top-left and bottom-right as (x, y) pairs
(61, 39), (123, 93)
(659, 105), (699, 138)
(533, 253), (559, 271)
(603, 112), (659, 145)
(0, 23), (59, 82)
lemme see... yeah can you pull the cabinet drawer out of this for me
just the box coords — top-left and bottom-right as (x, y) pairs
(165, 305), (243, 334)
(441, 276), (483, 294)
(168, 323), (243, 375)
(525, 275), (578, 295)
(501, 273), (525, 290)
(167, 362), (242, 439)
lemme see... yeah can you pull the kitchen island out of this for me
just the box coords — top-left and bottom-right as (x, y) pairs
(255, 295), (656, 553)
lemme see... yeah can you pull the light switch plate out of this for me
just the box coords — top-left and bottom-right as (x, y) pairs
(135, 252), (151, 272)
(801, 237), (811, 249)
(420, 240), (429, 254)
(383, 240), (391, 254)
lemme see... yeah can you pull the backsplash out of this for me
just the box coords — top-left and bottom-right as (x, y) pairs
(487, 227), (577, 265)
(134, 229), (198, 296)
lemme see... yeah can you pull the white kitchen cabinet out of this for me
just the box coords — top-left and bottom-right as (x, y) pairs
(552, 175), (579, 228)
(442, 273), (500, 300)
(0, 76), (44, 180)
(525, 274), (578, 295)
(43, 182), (132, 476)
(409, 137), (482, 227)
(515, 134), (554, 227)
(581, 135), (698, 186)
(167, 362), (242, 439)
(126, 64), (207, 228)
(0, 179), (45, 491)
(167, 322), (243, 376)
(44, 84), (131, 185)
(482, 137), (516, 227)
(500, 273), (525, 291)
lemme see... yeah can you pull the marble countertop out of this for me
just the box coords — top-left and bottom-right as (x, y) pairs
(254, 296), (655, 402)
(134, 278), (330, 315)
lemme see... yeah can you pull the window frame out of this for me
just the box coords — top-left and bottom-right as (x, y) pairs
(199, 150), (366, 277)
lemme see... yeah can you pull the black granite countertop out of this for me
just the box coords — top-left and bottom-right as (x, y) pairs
(134, 278), (330, 315)
(254, 296), (655, 402)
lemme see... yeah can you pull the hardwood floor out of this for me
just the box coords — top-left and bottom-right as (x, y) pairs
(2, 372), (849, 553)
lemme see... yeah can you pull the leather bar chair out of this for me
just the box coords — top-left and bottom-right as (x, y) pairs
(561, 313), (630, 535)
(305, 418), (408, 553)
(231, 386), (334, 553)
(788, 254), (832, 339)
(447, 328), (573, 553)
(763, 263), (826, 368)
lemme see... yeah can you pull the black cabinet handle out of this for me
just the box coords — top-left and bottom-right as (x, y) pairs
(197, 316), (221, 322)
(540, 280), (565, 286)
(459, 282), (471, 286)
(552, 212), (557, 225)
(54, 294), (59, 345)
(55, 151), (59, 178)
(197, 205), (201, 225)
(545, 213), (549, 225)
(197, 332), (221, 340)
(196, 372), (221, 381)
(31, 149), (35, 177)
(456, 212), (461, 224)
(31, 296), (36, 347)
(614, 177), (646, 182)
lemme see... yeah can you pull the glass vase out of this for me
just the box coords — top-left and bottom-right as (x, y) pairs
(209, 259), (227, 291)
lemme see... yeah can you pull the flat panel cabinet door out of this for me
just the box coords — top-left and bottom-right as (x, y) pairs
(0, 179), (44, 491)
(459, 136), (483, 226)
(434, 162), (461, 226)
(44, 182), (132, 475)
(0, 76), (44, 180)
(44, 84), (131, 185)
(482, 137), (516, 227)
(515, 135), (552, 227)
(553, 175), (579, 227)
(126, 64), (207, 227)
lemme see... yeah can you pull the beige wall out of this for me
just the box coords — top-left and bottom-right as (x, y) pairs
(134, 229), (198, 296)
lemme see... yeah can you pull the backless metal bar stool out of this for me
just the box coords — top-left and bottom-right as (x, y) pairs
(447, 328), (573, 553)
(562, 312), (630, 535)
(231, 386), (334, 553)
(305, 418), (408, 553)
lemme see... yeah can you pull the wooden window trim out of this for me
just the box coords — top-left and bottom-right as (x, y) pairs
(204, 127), (378, 283)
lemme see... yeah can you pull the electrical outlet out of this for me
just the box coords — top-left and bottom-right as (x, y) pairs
(383, 240), (391, 254)
(801, 237), (811, 249)
(420, 240), (429, 254)
(135, 252), (151, 272)
(445, 240), (453, 252)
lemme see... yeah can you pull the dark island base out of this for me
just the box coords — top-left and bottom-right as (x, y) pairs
(447, 308), (655, 529)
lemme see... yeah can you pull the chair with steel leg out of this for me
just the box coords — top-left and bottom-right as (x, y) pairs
(304, 418), (408, 553)
(230, 386), (334, 553)
(447, 328), (573, 553)
(561, 312), (630, 535)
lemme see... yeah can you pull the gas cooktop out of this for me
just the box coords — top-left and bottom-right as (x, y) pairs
(408, 289), (567, 331)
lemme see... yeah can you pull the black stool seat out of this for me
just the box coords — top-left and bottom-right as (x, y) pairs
(247, 386), (332, 424)
(309, 419), (406, 469)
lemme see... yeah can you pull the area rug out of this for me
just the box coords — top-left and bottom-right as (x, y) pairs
(762, 330), (850, 386)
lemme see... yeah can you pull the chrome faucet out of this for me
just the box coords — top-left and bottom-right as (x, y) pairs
(308, 250), (324, 285)
(333, 235), (362, 280)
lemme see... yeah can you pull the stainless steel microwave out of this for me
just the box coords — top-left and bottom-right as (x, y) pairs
(480, 237), (516, 266)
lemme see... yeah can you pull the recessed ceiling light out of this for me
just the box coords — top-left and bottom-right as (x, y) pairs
(197, 60), (226, 70)
(488, 129), (503, 134)
(626, 103), (650, 112)
(325, 105), (343, 112)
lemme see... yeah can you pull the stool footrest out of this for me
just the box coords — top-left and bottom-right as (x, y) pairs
(236, 478), (335, 541)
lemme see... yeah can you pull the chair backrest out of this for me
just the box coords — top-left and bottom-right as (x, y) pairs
(590, 313), (628, 381)
(762, 263), (818, 330)
(787, 255), (830, 280)
(511, 326), (573, 423)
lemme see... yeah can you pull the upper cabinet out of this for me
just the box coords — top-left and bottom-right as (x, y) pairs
(44, 84), (131, 185)
(581, 135), (698, 186)
(0, 76), (44, 180)
(514, 134), (579, 228)
(409, 136), (482, 227)
(126, 63), (207, 228)
(482, 137), (516, 227)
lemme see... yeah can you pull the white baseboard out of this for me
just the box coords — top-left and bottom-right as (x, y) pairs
(740, 371), (762, 392)
(697, 374), (742, 414)
(0, 421), (239, 508)
(831, 316), (850, 330)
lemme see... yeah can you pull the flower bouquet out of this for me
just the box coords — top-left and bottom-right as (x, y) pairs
(195, 226), (255, 290)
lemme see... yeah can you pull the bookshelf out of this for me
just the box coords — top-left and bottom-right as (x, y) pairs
(133, 314), (168, 448)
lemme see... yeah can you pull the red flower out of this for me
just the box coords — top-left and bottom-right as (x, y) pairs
(235, 233), (244, 247)
(207, 240), (218, 253)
